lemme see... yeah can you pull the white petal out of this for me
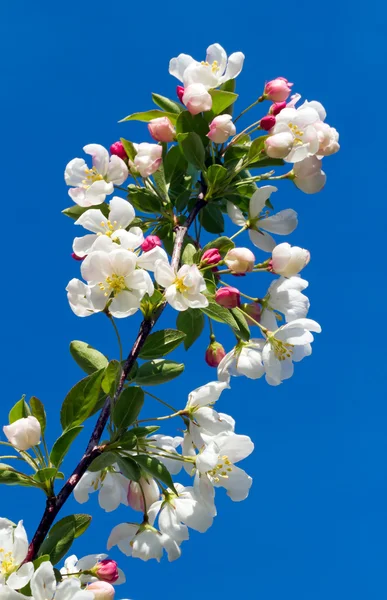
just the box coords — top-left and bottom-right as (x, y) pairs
(169, 53), (196, 81)
(219, 51), (245, 84)
(227, 201), (246, 226)
(260, 209), (298, 235)
(206, 43), (227, 74)
(7, 562), (34, 590)
(249, 186), (277, 219)
(109, 196), (135, 227)
(31, 562), (56, 600)
(107, 156), (129, 185)
(137, 247), (168, 272)
(249, 228), (276, 252)
(154, 261), (175, 288)
(72, 234), (98, 257)
(84, 143), (109, 175)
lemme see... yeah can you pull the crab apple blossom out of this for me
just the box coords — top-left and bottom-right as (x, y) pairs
(60, 554), (124, 586)
(72, 196), (135, 258)
(132, 142), (162, 177)
(32, 561), (94, 600)
(65, 144), (128, 207)
(215, 286), (241, 308)
(200, 248), (221, 266)
(182, 83), (212, 115)
(87, 581), (115, 600)
(185, 380), (233, 446)
(0, 519), (34, 590)
(80, 249), (154, 318)
(262, 318), (321, 386)
(260, 276), (310, 331)
(107, 523), (181, 562)
(264, 131), (294, 159)
(74, 467), (129, 512)
(110, 141), (127, 161)
(264, 77), (293, 102)
(224, 247), (255, 273)
(148, 117), (176, 142)
(66, 278), (98, 317)
(127, 477), (160, 512)
(141, 235), (162, 252)
(169, 42), (244, 90)
(146, 434), (184, 475)
(292, 156), (326, 194)
(3, 416), (41, 451)
(271, 242), (310, 278)
(154, 261), (208, 311)
(207, 114), (236, 144)
(227, 186), (298, 252)
(217, 340), (265, 381)
(205, 341), (226, 367)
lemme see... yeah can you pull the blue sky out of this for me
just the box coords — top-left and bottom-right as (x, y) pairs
(0, 1), (386, 598)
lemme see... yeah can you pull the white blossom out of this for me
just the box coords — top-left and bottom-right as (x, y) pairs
(132, 143), (162, 178)
(260, 276), (310, 331)
(185, 380), (233, 447)
(66, 279), (99, 318)
(154, 262), (208, 311)
(143, 435), (184, 475)
(127, 477), (160, 512)
(31, 561), (94, 600)
(74, 467), (129, 512)
(60, 554), (125, 586)
(3, 417), (41, 451)
(266, 104), (321, 163)
(218, 341), (265, 381)
(271, 242), (310, 278)
(227, 186), (298, 252)
(0, 519), (34, 591)
(107, 523), (180, 562)
(293, 156), (326, 194)
(65, 144), (128, 207)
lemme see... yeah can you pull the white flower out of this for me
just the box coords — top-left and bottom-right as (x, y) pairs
(271, 242), (310, 278)
(132, 143), (162, 178)
(195, 432), (254, 501)
(207, 114), (236, 143)
(0, 519), (34, 591)
(81, 249), (154, 318)
(293, 156), (326, 194)
(227, 186), (298, 252)
(127, 477), (160, 512)
(3, 417), (41, 451)
(299, 100), (340, 157)
(107, 523), (181, 562)
(148, 483), (214, 543)
(31, 561), (94, 600)
(266, 104), (321, 163)
(262, 318), (321, 386)
(217, 341), (265, 381)
(60, 554), (125, 586)
(182, 83), (213, 115)
(154, 262), (208, 311)
(224, 247), (255, 273)
(66, 279), (99, 318)
(74, 467), (129, 512)
(143, 435), (184, 475)
(169, 43), (244, 90)
(72, 197), (135, 258)
(260, 276), (309, 331)
(185, 380), (233, 447)
(65, 144), (128, 207)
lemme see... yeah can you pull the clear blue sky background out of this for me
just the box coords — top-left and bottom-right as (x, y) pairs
(0, 1), (386, 599)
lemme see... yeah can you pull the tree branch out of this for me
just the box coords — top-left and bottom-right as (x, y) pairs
(25, 193), (207, 562)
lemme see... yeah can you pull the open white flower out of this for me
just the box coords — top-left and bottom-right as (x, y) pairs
(60, 554), (125, 586)
(227, 186), (298, 252)
(142, 435), (184, 475)
(271, 242), (310, 278)
(195, 432), (254, 501)
(81, 249), (154, 318)
(169, 43), (244, 90)
(65, 144), (128, 207)
(260, 276), (310, 331)
(154, 262), (208, 311)
(74, 467), (129, 512)
(262, 318), (321, 386)
(217, 341), (265, 381)
(73, 197), (135, 258)
(0, 519), (34, 591)
(66, 279), (99, 318)
(293, 156), (326, 194)
(266, 105), (321, 163)
(148, 483), (214, 543)
(185, 380), (233, 447)
(107, 523), (181, 562)
(31, 561), (94, 600)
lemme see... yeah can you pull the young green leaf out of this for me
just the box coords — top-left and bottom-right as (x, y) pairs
(29, 397), (46, 434)
(120, 110), (178, 123)
(116, 456), (141, 482)
(229, 307), (251, 341)
(199, 204), (225, 234)
(208, 89), (238, 117)
(38, 514), (92, 564)
(32, 468), (59, 484)
(60, 369), (106, 430)
(163, 145), (188, 185)
(120, 138), (137, 161)
(175, 111), (209, 142)
(88, 451), (118, 472)
(139, 329), (186, 360)
(9, 397), (31, 424)
(152, 166), (169, 203)
(0, 464), (39, 488)
(133, 360), (185, 386)
(133, 455), (177, 493)
(247, 136), (268, 163)
(152, 93), (182, 114)
(176, 309), (205, 350)
(177, 132), (206, 170)
(201, 236), (235, 256)
(101, 360), (121, 395)
(70, 341), (108, 375)
(50, 426), (83, 468)
(62, 203), (109, 220)
(207, 164), (229, 192)
(112, 387), (144, 430)
(128, 186), (162, 214)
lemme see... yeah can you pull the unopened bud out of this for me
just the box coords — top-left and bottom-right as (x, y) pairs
(176, 85), (185, 103)
(264, 78), (293, 102)
(72, 252), (85, 261)
(207, 114), (236, 144)
(241, 302), (261, 325)
(260, 115), (276, 131)
(183, 83), (212, 115)
(3, 416), (41, 451)
(148, 117), (176, 143)
(110, 141), (127, 160)
(215, 286), (241, 309)
(95, 559), (119, 583)
(141, 235), (162, 253)
(271, 242), (310, 277)
(87, 581), (115, 600)
(205, 341), (226, 367)
(270, 101), (287, 116)
(201, 248), (221, 266)
(224, 247), (255, 274)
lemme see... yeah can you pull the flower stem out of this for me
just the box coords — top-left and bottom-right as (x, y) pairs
(107, 313), (123, 363)
(229, 226), (247, 241)
(144, 390), (178, 413)
(233, 97), (265, 124)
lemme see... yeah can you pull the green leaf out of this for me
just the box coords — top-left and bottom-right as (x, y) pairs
(163, 145), (188, 185)
(176, 309), (205, 350)
(152, 165), (169, 203)
(199, 204), (224, 234)
(248, 157), (285, 169)
(60, 369), (106, 430)
(9, 397), (30, 424)
(175, 111), (209, 142)
(201, 299), (250, 341)
(88, 451), (118, 472)
(62, 203), (109, 221)
(101, 360), (121, 395)
(39, 515), (91, 564)
(152, 93), (182, 114)
(128, 185), (162, 214)
(125, 425), (160, 438)
(116, 456), (141, 482)
(139, 329), (186, 359)
(181, 242), (197, 265)
(30, 397), (46, 434)
(33, 468), (59, 484)
(120, 110), (177, 123)
(177, 132), (206, 170)
(247, 136), (268, 163)
(134, 360), (184, 386)
(70, 341), (108, 375)
(120, 138), (137, 161)
(133, 455), (177, 493)
(230, 307), (251, 341)
(112, 387), (144, 430)
(174, 189), (191, 212)
(50, 426), (83, 468)
(208, 89), (238, 117)
(201, 236), (235, 256)
(0, 464), (39, 488)
(207, 164), (229, 191)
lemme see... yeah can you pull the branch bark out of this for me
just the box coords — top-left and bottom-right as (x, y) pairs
(25, 194), (207, 562)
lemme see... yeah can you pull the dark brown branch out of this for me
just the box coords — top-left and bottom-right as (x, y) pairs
(25, 194), (206, 562)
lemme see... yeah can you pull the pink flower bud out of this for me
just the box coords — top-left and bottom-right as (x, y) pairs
(201, 248), (221, 266)
(264, 78), (293, 102)
(264, 132), (294, 159)
(207, 114), (236, 144)
(3, 416), (41, 451)
(270, 101), (287, 116)
(87, 581), (115, 600)
(215, 286), (241, 309)
(205, 341), (226, 367)
(176, 85), (185, 103)
(141, 235), (162, 252)
(148, 117), (176, 143)
(95, 560), (119, 583)
(260, 115), (276, 131)
(183, 83), (212, 115)
(71, 252), (85, 261)
(110, 141), (127, 160)
(224, 247), (255, 274)
(241, 302), (261, 325)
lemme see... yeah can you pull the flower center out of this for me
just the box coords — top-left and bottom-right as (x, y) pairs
(82, 166), (104, 187)
(269, 336), (294, 361)
(288, 122), (304, 146)
(97, 219), (118, 238)
(207, 455), (233, 483)
(174, 277), (189, 293)
(201, 60), (220, 73)
(99, 273), (126, 297)
(0, 549), (15, 576)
